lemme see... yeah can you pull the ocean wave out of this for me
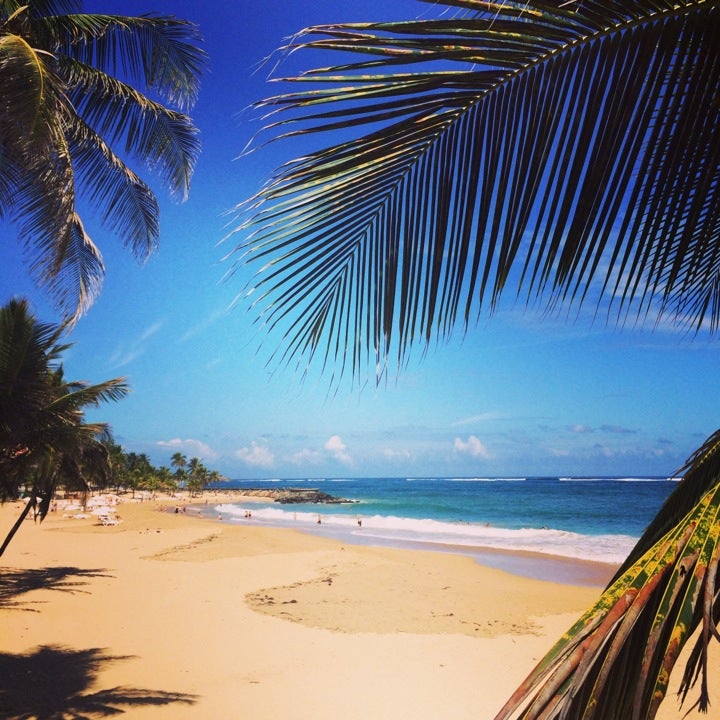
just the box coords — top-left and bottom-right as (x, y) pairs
(406, 477), (526, 483)
(446, 477), (526, 483)
(213, 503), (635, 564)
(558, 477), (674, 483)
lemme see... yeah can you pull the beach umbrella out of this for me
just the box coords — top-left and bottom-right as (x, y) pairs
(90, 506), (115, 516)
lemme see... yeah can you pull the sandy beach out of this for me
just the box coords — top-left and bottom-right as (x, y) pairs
(0, 493), (716, 719)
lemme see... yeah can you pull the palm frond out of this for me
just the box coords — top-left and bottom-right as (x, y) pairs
(0, 297), (129, 530)
(495, 434), (720, 719)
(0, 299), (61, 445)
(0, 3), (205, 321)
(46, 375), (129, 415)
(68, 117), (160, 259)
(33, 12), (205, 109)
(238, 0), (720, 382)
(0, 32), (47, 144)
(25, 1), (82, 17)
(612, 431), (720, 582)
(62, 57), (200, 200)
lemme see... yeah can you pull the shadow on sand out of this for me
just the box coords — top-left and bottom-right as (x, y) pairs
(0, 645), (197, 718)
(0, 566), (112, 611)
(1, 569), (198, 715)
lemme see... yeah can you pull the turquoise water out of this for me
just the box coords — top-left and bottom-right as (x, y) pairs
(208, 476), (677, 569)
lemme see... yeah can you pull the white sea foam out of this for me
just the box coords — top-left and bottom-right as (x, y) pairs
(406, 477), (526, 482)
(446, 477), (527, 483)
(214, 503), (635, 564)
(558, 476), (675, 483)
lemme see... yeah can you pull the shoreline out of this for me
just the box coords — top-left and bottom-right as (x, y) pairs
(1, 492), (716, 719)
(187, 496), (619, 587)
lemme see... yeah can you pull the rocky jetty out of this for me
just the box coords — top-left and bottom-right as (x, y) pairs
(234, 488), (356, 505)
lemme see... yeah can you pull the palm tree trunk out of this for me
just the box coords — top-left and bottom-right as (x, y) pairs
(0, 495), (36, 557)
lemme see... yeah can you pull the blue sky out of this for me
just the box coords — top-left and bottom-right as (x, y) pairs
(1, 1), (718, 479)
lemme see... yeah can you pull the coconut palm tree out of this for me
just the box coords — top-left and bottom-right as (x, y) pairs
(237, 1), (720, 717)
(187, 456), (208, 496)
(0, 298), (128, 555)
(170, 450), (187, 486)
(0, 0), (205, 322)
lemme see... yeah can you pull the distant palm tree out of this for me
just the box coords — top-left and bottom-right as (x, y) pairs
(0, 0), (205, 321)
(239, 1), (720, 717)
(187, 456), (207, 496)
(155, 465), (176, 493)
(170, 451), (187, 484)
(0, 298), (128, 554)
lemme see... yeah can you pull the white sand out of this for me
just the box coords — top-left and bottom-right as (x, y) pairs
(0, 494), (715, 719)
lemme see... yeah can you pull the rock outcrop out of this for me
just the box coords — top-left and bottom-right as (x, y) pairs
(234, 488), (356, 505)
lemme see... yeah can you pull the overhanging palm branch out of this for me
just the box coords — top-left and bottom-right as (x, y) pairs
(237, 0), (720, 383)
(239, 1), (720, 716)
(492, 432), (720, 718)
(0, 1), (205, 321)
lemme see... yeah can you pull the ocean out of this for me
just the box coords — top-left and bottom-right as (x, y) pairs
(205, 476), (678, 585)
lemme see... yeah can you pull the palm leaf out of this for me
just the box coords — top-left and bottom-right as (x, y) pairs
(0, 3), (205, 321)
(0, 299), (63, 451)
(46, 376), (130, 414)
(0, 32), (49, 145)
(0, 29), (76, 253)
(0, 297), (129, 532)
(62, 57), (200, 201)
(33, 12), (205, 109)
(238, 0), (720, 382)
(494, 438), (720, 718)
(239, 4), (720, 715)
(68, 117), (160, 259)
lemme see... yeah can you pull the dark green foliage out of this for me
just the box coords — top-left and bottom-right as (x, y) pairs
(0, 298), (128, 554)
(0, 1), (205, 320)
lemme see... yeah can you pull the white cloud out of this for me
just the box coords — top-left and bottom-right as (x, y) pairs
(180, 307), (227, 342)
(325, 435), (352, 464)
(156, 437), (218, 461)
(382, 448), (412, 460)
(139, 321), (164, 342)
(235, 442), (275, 468)
(289, 448), (321, 465)
(109, 320), (164, 368)
(451, 412), (499, 427)
(454, 435), (491, 459)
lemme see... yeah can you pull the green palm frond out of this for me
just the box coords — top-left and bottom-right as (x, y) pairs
(26, 212), (104, 324)
(0, 32), (49, 143)
(0, 298), (128, 532)
(68, 120), (159, 259)
(46, 375), (129, 415)
(238, 0), (720, 382)
(612, 431), (720, 583)
(41, 12), (205, 109)
(0, 2), (205, 321)
(62, 57), (200, 201)
(495, 434), (720, 719)
(23, 1), (82, 17)
(239, 6), (720, 714)
(0, 299), (63, 446)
